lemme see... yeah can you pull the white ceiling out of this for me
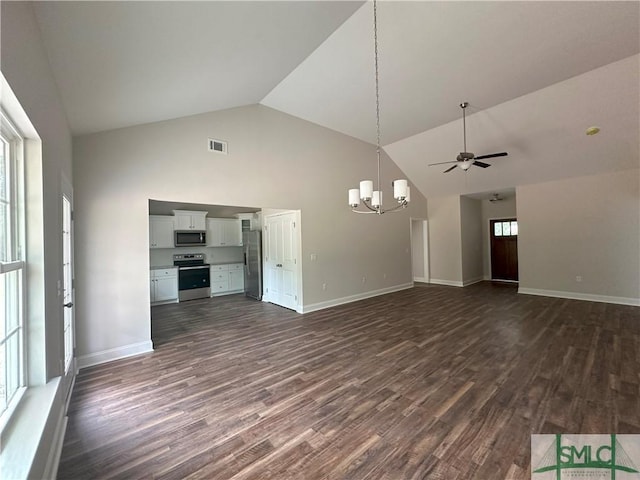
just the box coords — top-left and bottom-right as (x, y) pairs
(32, 1), (363, 135)
(386, 55), (639, 198)
(32, 1), (639, 198)
(262, 1), (640, 145)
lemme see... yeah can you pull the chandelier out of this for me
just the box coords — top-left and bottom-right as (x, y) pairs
(348, 0), (410, 214)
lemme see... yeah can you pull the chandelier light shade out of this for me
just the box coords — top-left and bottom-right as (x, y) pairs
(348, 0), (410, 215)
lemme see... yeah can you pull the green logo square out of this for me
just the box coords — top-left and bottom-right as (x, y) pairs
(531, 434), (640, 479)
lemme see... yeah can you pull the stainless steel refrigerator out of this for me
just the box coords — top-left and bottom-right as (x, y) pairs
(243, 231), (262, 300)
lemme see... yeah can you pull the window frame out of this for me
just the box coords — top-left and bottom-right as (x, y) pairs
(0, 108), (27, 429)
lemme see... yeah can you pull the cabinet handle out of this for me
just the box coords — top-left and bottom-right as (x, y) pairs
(64, 302), (74, 308)
(276, 263), (283, 267)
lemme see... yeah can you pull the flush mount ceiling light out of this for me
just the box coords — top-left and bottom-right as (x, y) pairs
(348, 0), (410, 215)
(586, 126), (600, 136)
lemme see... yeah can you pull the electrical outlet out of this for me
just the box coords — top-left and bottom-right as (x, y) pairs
(383, 273), (387, 279)
(576, 276), (582, 282)
(311, 253), (317, 261)
(362, 276), (366, 284)
(322, 283), (327, 291)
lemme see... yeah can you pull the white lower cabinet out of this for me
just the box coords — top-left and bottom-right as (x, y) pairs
(210, 263), (245, 296)
(150, 268), (178, 304)
(229, 265), (244, 291)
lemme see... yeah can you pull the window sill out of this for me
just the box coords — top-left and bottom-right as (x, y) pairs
(0, 377), (63, 480)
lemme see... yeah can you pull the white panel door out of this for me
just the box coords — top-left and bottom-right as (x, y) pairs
(63, 194), (74, 373)
(280, 214), (297, 309)
(265, 218), (282, 303)
(264, 212), (298, 310)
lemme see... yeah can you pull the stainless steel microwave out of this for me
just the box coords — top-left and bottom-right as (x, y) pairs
(174, 230), (206, 247)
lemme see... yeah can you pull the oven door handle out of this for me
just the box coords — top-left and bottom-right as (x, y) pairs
(178, 265), (210, 271)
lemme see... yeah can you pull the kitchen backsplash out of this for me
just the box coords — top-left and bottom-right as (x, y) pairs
(150, 246), (243, 267)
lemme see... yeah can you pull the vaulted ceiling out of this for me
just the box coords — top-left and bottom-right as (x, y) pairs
(33, 1), (639, 198)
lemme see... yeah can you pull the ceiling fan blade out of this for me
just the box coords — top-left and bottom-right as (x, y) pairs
(473, 160), (491, 168)
(473, 152), (508, 160)
(429, 160), (459, 166)
(443, 165), (458, 173)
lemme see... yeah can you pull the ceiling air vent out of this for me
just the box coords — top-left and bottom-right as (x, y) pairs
(208, 138), (228, 155)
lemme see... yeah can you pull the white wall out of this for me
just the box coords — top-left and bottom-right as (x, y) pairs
(480, 196), (517, 279)
(73, 105), (427, 362)
(427, 195), (462, 286)
(460, 196), (483, 285)
(1, 2), (73, 478)
(517, 169), (640, 304)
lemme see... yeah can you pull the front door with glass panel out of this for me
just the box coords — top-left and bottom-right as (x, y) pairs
(490, 218), (519, 281)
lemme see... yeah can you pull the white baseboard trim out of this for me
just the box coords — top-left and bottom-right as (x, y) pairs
(301, 283), (413, 314)
(462, 277), (484, 287)
(77, 340), (154, 370)
(429, 278), (464, 287)
(413, 276), (429, 283)
(41, 409), (67, 480)
(518, 287), (640, 307)
(151, 298), (178, 306)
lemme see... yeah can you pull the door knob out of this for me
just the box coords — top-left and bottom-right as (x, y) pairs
(64, 302), (74, 308)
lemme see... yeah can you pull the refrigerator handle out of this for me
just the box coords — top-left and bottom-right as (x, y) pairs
(244, 247), (250, 275)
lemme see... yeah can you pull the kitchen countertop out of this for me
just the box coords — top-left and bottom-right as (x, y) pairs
(150, 265), (177, 270)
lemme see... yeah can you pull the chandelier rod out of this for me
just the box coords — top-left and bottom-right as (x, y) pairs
(347, 0), (409, 214)
(374, 0), (381, 194)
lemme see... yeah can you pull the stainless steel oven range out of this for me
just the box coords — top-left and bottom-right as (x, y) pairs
(173, 253), (210, 301)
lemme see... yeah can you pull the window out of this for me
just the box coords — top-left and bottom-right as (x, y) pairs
(0, 110), (25, 418)
(493, 220), (518, 237)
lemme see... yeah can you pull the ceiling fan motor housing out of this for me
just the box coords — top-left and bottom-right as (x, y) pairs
(457, 152), (475, 161)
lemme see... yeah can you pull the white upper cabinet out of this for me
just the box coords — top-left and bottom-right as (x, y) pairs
(237, 212), (262, 232)
(149, 215), (175, 248)
(207, 218), (242, 247)
(173, 210), (207, 230)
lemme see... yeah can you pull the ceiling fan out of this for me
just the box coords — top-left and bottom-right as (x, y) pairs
(429, 102), (508, 173)
(489, 193), (503, 203)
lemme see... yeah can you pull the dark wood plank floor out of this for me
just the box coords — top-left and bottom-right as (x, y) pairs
(58, 283), (640, 479)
